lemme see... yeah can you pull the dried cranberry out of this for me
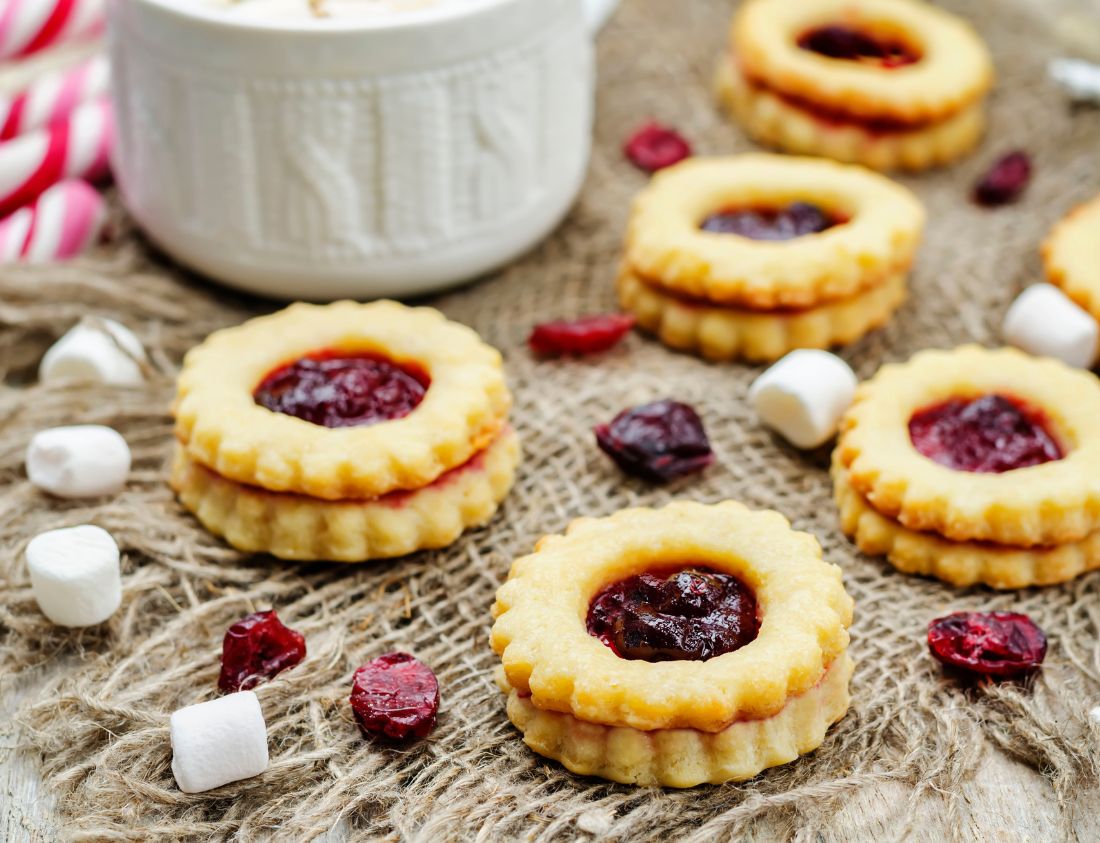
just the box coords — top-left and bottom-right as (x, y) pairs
(528, 314), (636, 357)
(254, 351), (428, 429)
(700, 202), (838, 241)
(624, 122), (692, 173)
(350, 652), (440, 741)
(218, 610), (307, 694)
(909, 394), (1062, 474)
(587, 567), (759, 661)
(973, 152), (1032, 206)
(798, 25), (920, 68)
(594, 400), (714, 482)
(928, 612), (1047, 679)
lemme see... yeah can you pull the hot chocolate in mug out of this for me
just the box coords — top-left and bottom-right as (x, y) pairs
(107, 0), (620, 299)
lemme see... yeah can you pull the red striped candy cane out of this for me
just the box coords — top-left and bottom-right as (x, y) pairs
(0, 178), (105, 262)
(0, 97), (112, 217)
(0, 0), (104, 61)
(0, 54), (109, 141)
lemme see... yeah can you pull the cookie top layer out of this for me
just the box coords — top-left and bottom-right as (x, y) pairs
(491, 501), (853, 732)
(174, 300), (511, 500)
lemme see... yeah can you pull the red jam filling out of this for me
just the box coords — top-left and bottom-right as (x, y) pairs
(797, 25), (921, 68)
(908, 394), (1063, 474)
(700, 202), (839, 241)
(586, 566), (760, 662)
(254, 350), (428, 429)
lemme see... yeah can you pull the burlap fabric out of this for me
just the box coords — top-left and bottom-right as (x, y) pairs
(3, 0), (1100, 839)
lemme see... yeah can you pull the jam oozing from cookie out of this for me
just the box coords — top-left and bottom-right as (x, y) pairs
(586, 567), (760, 662)
(908, 394), (1063, 473)
(254, 351), (428, 428)
(797, 25), (921, 68)
(700, 202), (839, 241)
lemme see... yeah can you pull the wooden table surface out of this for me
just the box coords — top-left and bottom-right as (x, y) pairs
(5, 2), (1100, 840)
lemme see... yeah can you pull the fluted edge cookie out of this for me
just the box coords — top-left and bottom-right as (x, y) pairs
(497, 654), (853, 788)
(491, 501), (853, 733)
(836, 345), (1100, 547)
(624, 155), (924, 310)
(834, 459), (1100, 589)
(171, 428), (520, 563)
(1043, 194), (1100, 323)
(716, 60), (985, 173)
(174, 301), (511, 500)
(618, 264), (906, 362)
(733, 0), (994, 126)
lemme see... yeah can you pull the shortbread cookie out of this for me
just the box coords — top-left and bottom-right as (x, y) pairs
(624, 155), (924, 310)
(171, 428), (519, 563)
(716, 61), (985, 173)
(834, 459), (1100, 589)
(733, 0), (994, 126)
(1043, 194), (1100, 323)
(491, 501), (853, 787)
(497, 654), (854, 788)
(618, 265), (905, 362)
(174, 301), (511, 500)
(836, 346), (1100, 547)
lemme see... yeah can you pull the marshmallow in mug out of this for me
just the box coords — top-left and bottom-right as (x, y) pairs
(749, 350), (858, 450)
(39, 317), (146, 386)
(171, 691), (269, 793)
(1003, 284), (1099, 369)
(26, 524), (122, 627)
(26, 425), (131, 498)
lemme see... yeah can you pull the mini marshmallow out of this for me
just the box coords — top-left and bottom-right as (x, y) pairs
(749, 350), (858, 450)
(25, 524), (121, 627)
(26, 425), (131, 498)
(171, 691), (269, 794)
(1003, 284), (1099, 369)
(1049, 58), (1100, 105)
(39, 317), (146, 386)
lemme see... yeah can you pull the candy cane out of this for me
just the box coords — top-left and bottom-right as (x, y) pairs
(0, 97), (111, 217)
(0, 54), (109, 141)
(0, 0), (104, 61)
(0, 178), (105, 263)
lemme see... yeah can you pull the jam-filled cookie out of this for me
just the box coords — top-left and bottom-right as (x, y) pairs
(834, 346), (1100, 587)
(618, 154), (923, 361)
(171, 301), (519, 562)
(718, 0), (994, 171)
(491, 501), (853, 787)
(1043, 194), (1100, 323)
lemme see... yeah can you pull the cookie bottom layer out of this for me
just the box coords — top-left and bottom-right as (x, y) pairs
(716, 61), (985, 172)
(499, 654), (852, 788)
(171, 428), (520, 562)
(619, 266), (905, 362)
(833, 460), (1100, 589)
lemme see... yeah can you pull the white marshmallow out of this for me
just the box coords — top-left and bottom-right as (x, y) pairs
(749, 350), (858, 449)
(1090, 705), (1100, 726)
(171, 691), (269, 794)
(1049, 58), (1100, 105)
(1002, 284), (1099, 369)
(39, 317), (147, 386)
(25, 524), (121, 627)
(26, 425), (131, 498)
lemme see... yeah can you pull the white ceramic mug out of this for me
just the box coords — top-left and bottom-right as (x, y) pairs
(106, 0), (620, 300)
